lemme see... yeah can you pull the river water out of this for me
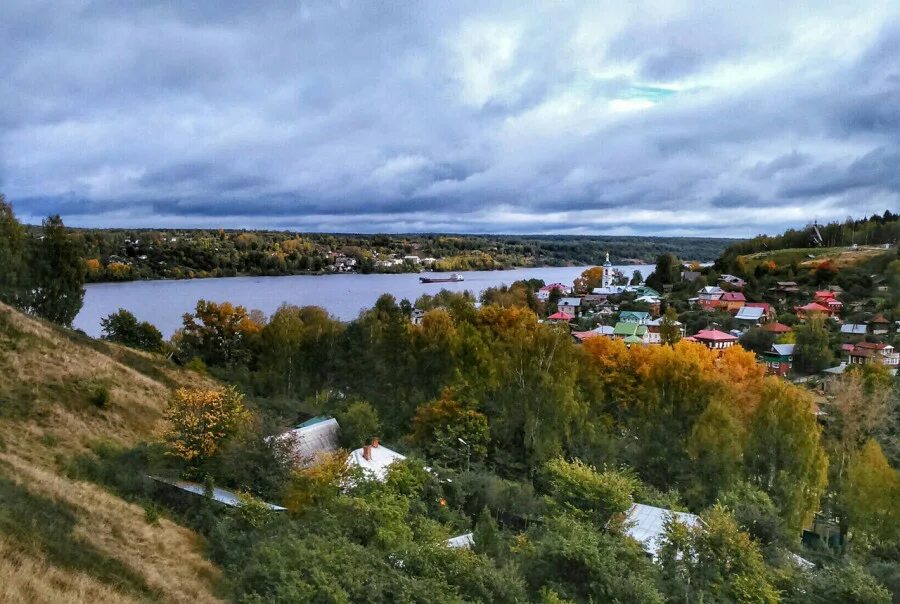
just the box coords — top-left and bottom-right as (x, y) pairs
(73, 264), (653, 337)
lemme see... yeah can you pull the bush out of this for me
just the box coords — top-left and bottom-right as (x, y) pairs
(89, 384), (111, 408)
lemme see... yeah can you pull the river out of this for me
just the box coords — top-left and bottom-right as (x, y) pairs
(73, 264), (654, 337)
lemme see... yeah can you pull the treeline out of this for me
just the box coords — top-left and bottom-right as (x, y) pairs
(87, 291), (899, 601)
(0, 197), (85, 325)
(45, 226), (733, 283)
(720, 211), (899, 265)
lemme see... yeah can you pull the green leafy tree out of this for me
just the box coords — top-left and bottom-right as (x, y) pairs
(659, 306), (682, 345)
(520, 514), (663, 603)
(473, 506), (505, 561)
(744, 380), (828, 532)
(100, 309), (164, 351)
(657, 505), (779, 604)
(0, 195), (27, 307)
(794, 313), (832, 373)
(336, 400), (381, 449)
(789, 562), (891, 604)
(540, 458), (637, 524)
(840, 439), (900, 545)
(29, 215), (85, 325)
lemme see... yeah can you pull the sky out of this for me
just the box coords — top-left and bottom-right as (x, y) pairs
(1, 1), (898, 237)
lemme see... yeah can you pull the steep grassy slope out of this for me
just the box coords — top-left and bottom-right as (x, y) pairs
(0, 303), (221, 603)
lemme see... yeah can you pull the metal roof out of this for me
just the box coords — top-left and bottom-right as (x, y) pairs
(149, 476), (286, 511)
(840, 324), (867, 334)
(623, 503), (702, 560)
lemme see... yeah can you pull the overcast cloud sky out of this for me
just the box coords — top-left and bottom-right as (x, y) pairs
(1, 1), (898, 237)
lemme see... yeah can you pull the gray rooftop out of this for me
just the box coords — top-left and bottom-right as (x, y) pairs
(623, 503), (702, 560)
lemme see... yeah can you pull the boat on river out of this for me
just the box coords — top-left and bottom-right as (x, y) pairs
(419, 273), (464, 283)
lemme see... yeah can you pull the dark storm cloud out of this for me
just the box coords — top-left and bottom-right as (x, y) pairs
(0, 2), (898, 236)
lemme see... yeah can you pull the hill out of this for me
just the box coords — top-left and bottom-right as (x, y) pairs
(0, 302), (221, 603)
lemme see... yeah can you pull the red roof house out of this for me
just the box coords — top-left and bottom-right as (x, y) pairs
(796, 302), (831, 319)
(719, 292), (747, 313)
(693, 329), (739, 350)
(763, 322), (792, 334)
(547, 311), (574, 322)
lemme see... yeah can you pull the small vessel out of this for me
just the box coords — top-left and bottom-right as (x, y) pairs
(419, 273), (464, 283)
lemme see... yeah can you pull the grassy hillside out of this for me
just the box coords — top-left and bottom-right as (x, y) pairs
(736, 244), (895, 273)
(0, 302), (221, 603)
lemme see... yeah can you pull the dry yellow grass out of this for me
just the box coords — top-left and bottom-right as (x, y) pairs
(0, 303), (223, 602)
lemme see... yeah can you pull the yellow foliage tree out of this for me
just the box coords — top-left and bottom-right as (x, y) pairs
(573, 266), (604, 293)
(163, 386), (250, 465)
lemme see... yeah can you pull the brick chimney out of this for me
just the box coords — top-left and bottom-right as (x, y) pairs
(371, 437), (380, 448)
(362, 445), (372, 461)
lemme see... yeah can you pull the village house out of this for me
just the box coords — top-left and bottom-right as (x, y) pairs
(870, 314), (890, 335)
(839, 323), (868, 341)
(718, 291), (747, 313)
(776, 281), (800, 293)
(557, 297), (582, 317)
(273, 416), (341, 467)
(537, 283), (570, 301)
(795, 302), (831, 320)
(681, 270), (702, 282)
(745, 302), (775, 321)
(347, 438), (407, 481)
(410, 309), (427, 325)
(634, 296), (662, 316)
(763, 322), (792, 335)
(814, 290), (843, 315)
(695, 286), (724, 310)
(688, 329), (738, 350)
(734, 305), (766, 326)
(547, 311), (575, 323)
(621, 503), (703, 561)
(718, 274), (746, 289)
(761, 343), (795, 377)
(619, 310), (650, 324)
(847, 342), (899, 369)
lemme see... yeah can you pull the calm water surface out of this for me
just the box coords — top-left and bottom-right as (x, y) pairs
(74, 265), (653, 337)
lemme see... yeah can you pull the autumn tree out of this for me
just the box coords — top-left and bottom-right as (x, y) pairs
(573, 266), (603, 293)
(411, 389), (489, 468)
(163, 386), (251, 468)
(179, 299), (263, 366)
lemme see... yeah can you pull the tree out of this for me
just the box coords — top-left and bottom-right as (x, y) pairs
(646, 253), (679, 292)
(540, 458), (637, 524)
(794, 314), (832, 373)
(163, 386), (250, 467)
(659, 306), (682, 345)
(738, 327), (776, 355)
(179, 299), (263, 366)
(521, 514), (663, 603)
(100, 309), (163, 351)
(744, 380), (828, 532)
(29, 215), (85, 325)
(573, 266), (603, 294)
(473, 506), (505, 561)
(717, 481), (790, 547)
(657, 505), (779, 604)
(411, 390), (490, 468)
(841, 439), (900, 544)
(793, 562), (891, 604)
(630, 270), (642, 285)
(0, 195), (27, 307)
(336, 401), (381, 449)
